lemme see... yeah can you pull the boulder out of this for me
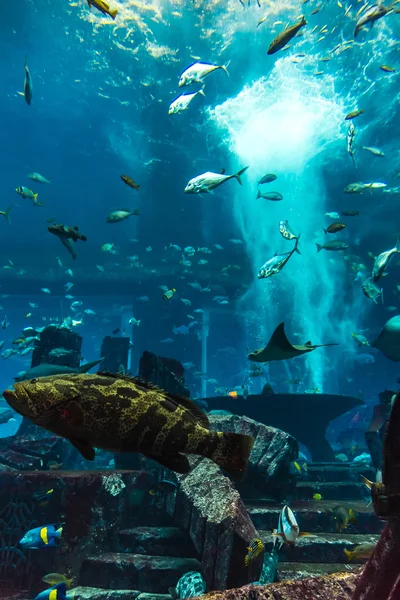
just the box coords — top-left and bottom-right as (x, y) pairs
(149, 456), (262, 591)
(209, 415), (298, 496)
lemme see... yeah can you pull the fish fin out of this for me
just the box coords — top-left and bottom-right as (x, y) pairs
(198, 88), (206, 98)
(298, 532), (315, 537)
(301, 15), (307, 25)
(80, 235), (88, 241)
(55, 526), (63, 537)
(295, 243), (301, 254)
(87, 0), (92, 7)
(145, 453), (191, 474)
(78, 358), (102, 373)
(234, 166), (249, 185)
(344, 549), (353, 561)
(221, 60), (230, 76)
(316, 243), (322, 253)
(110, 8), (118, 18)
(210, 432), (254, 481)
(4, 206), (12, 224)
(68, 436), (95, 461)
(256, 190), (262, 199)
(33, 193), (39, 203)
(323, 228), (327, 234)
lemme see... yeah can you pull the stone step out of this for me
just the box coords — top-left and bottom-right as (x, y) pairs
(295, 481), (370, 501)
(246, 499), (383, 534)
(118, 527), (197, 558)
(72, 588), (172, 600)
(0, 449), (44, 471)
(79, 554), (202, 593)
(305, 463), (375, 483)
(277, 561), (361, 581)
(259, 531), (379, 563)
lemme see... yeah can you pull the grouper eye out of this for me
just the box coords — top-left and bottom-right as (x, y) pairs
(30, 378), (38, 383)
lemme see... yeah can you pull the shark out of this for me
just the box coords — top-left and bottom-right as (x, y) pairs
(248, 322), (338, 363)
(14, 358), (102, 382)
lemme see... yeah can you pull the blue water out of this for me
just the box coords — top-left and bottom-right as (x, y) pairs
(1, 0), (400, 435)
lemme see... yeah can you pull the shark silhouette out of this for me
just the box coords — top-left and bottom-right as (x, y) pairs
(248, 322), (338, 363)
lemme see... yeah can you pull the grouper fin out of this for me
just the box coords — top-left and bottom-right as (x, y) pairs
(68, 436), (95, 461)
(268, 322), (296, 354)
(79, 358), (102, 373)
(145, 453), (191, 474)
(211, 432), (254, 482)
(98, 372), (209, 428)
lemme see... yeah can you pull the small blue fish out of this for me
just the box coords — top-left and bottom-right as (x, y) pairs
(34, 583), (67, 600)
(19, 524), (62, 549)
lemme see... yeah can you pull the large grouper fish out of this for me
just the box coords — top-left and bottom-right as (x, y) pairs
(3, 372), (254, 480)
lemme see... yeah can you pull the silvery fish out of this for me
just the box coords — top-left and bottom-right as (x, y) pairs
(362, 146), (385, 157)
(28, 172), (51, 184)
(184, 167), (249, 194)
(372, 240), (400, 281)
(168, 89), (205, 115)
(258, 238), (299, 279)
(178, 62), (229, 87)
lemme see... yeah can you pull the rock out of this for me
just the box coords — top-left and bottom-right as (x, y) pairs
(261, 383), (274, 396)
(196, 571), (358, 599)
(100, 336), (131, 374)
(209, 415), (298, 496)
(335, 454), (349, 462)
(160, 456), (262, 591)
(0, 470), (152, 596)
(352, 452), (372, 466)
(139, 351), (190, 397)
(72, 588), (140, 600)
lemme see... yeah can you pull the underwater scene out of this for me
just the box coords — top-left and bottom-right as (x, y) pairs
(1, 0), (400, 599)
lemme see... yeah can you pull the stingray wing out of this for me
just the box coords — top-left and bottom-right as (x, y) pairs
(268, 322), (296, 353)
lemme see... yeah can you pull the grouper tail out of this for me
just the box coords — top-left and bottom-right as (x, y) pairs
(211, 432), (254, 481)
(78, 358), (103, 374)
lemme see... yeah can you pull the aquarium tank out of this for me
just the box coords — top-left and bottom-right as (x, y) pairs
(0, 1), (399, 599)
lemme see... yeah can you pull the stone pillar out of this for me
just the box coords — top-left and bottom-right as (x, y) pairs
(100, 336), (130, 374)
(139, 351), (190, 397)
(31, 325), (83, 368)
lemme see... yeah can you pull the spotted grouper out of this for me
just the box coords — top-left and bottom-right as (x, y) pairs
(3, 372), (254, 480)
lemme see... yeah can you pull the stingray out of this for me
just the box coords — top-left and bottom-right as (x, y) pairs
(248, 322), (338, 363)
(371, 316), (400, 361)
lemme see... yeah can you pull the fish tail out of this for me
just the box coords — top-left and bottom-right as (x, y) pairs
(221, 60), (231, 76)
(33, 193), (39, 204)
(301, 15), (307, 25)
(323, 228), (327, 234)
(198, 87), (206, 97)
(110, 8), (118, 18)
(344, 549), (353, 561)
(4, 206), (12, 224)
(55, 526), (63, 538)
(234, 166), (249, 185)
(256, 189), (262, 199)
(210, 431), (254, 481)
(316, 243), (322, 253)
